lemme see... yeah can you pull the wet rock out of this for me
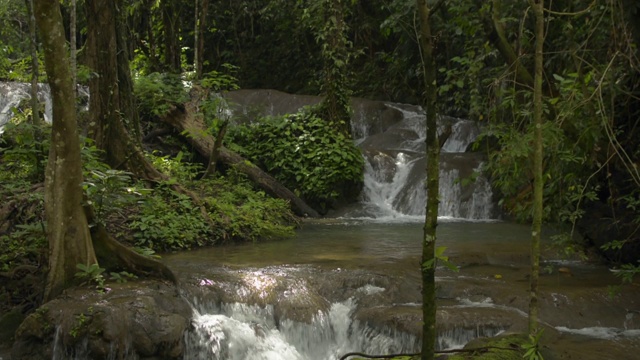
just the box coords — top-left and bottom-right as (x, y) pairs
(11, 280), (191, 360)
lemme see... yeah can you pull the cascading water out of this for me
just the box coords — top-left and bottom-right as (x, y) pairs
(185, 298), (418, 360)
(0, 81), (89, 133)
(350, 102), (497, 220)
(0, 82), (53, 131)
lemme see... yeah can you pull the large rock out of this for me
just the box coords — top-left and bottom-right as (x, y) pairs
(11, 280), (192, 360)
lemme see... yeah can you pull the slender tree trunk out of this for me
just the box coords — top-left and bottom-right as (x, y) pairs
(416, 0), (439, 358)
(194, 0), (209, 79)
(24, 0), (40, 125)
(529, 0), (545, 336)
(162, 0), (181, 73)
(34, 0), (98, 303)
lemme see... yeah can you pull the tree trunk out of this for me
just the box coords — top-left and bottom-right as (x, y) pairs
(194, 0), (209, 79)
(34, 0), (98, 303)
(70, 0), (77, 95)
(416, 0), (439, 358)
(25, 0), (40, 125)
(529, 0), (545, 336)
(162, 0), (181, 73)
(159, 102), (320, 218)
(86, 0), (151, 174)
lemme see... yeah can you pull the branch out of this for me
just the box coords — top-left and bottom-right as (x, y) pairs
(544, 1), (594, 16)
(338, 346), (520, 360)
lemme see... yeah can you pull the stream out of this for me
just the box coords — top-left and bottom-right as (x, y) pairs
(166, 219), (640, 359)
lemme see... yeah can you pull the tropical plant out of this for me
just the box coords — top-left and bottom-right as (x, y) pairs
(229, 106), (364, 213)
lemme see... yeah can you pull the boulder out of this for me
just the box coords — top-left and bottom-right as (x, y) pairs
(11, 280), (192, 360)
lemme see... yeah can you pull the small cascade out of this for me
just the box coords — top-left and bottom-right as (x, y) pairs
(0, 82), (53, 130)
(0, 81), (90, 133)
(353, 103), (497, 220)
(184, 298), (419, 360)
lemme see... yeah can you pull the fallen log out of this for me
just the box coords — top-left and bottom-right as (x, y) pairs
(159, 103), (320, 218)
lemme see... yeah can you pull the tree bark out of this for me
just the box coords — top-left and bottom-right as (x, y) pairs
(86, 0), (141, 153)
(24, 0), (40, 125)
(194, 0), (209, 79)
(159, 101), (320, 218)
(70, 0), (77, 96)
(34, 0), (98, 302)
(416, 0), (439, 359)
(529, 0), (545, 337)
(162, 0), (181, 73)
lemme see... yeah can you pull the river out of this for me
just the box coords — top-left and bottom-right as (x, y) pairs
(164, 218), (640, 360)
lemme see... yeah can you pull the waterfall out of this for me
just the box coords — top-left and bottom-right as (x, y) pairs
(184, 299), (418, 360)
(351, 103), (497, 221)
(0, 81), (89, 133)
(0, 82), (53, 131)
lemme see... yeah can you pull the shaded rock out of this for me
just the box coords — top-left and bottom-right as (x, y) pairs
(11, 280), (191, 360)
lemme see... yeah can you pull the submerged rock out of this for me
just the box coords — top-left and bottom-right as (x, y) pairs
(11, 280), (191, 360)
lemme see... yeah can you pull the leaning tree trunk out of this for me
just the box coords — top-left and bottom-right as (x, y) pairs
(34, 0), (98, 303)
(416, 0), (439, 359)
(159, 97), (320, 218)
(529, 0), (545, 336)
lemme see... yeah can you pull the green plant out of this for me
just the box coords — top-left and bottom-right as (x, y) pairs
(148, 150), (202, 182)
(0, 222), (46, 273)
(133, 72), (189, 118)
(228, 106), (364, 213)
(75, 263), (106, 291)
(83, 169), (150, 224)
(522, 329), (545, 360)
(128, 185), (212, 251)
(0, 119), (50, 182)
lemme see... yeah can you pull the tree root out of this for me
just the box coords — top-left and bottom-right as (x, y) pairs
(84, 204), (178, 284)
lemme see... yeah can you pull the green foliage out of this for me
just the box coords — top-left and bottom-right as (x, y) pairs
(129, 185), (212, 251)
(133, 72), (189, 118)
(75, 263), (107, 291)
(303, 0), (356, 133)
(0, 223), (46, 273)
(200, 64), (240, 92)
(74, 263), (138, 293)
(229, 106), (364, 212)
(0, 116), (49, 182)
(83, 169), (150, 225)
(149, 150), (202, 182)
(197, 171), (296, 242)
(522, 330), (545, 360)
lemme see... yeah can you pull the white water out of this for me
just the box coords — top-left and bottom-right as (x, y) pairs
(0, 81), (89, 133)
(185, 293), (418, 360)
(352, 104), (496, 220)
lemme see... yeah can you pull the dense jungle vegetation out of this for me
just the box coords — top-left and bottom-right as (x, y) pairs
(1, 0), (639, 354)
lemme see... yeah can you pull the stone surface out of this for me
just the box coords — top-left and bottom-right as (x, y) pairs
(11, 280), (191, 360)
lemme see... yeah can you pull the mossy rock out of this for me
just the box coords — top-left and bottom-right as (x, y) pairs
(446, 333), (527, 360)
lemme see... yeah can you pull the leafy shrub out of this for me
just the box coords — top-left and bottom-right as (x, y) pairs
(0, 223), (46, 273)
(129, 185), (212, 251)
(133, 72), (189, 118)
(197, 171), (296, 242)
(229, 106), (364, 213)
